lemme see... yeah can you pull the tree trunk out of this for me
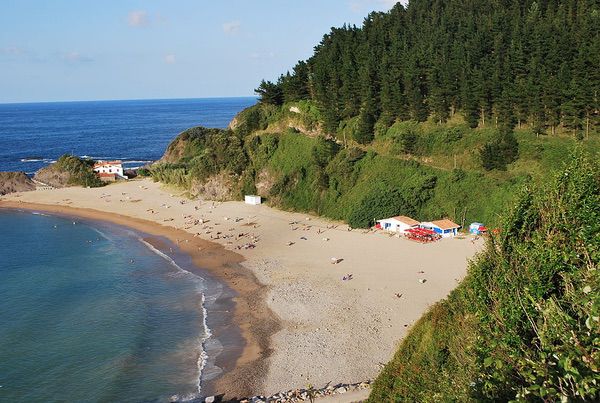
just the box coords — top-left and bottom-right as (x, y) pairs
(585, 114), (590, 139)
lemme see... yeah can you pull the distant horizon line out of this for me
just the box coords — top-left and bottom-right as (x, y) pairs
(0, 95), (258, 106)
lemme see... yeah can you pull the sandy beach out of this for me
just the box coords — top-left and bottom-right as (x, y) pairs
(1, 178), (483, 399)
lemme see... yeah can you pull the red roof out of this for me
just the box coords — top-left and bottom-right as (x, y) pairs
(93, 160), (122, 168)
(97, 173), (116, 178)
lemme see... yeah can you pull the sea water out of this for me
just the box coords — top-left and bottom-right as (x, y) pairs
(0, 97), (256, 173)
(0, 98), (252, 401)
(0, 210), (217, 402)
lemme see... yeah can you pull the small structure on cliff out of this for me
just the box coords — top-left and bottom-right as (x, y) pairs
(375, 215), (420, 234)
(419, 219), (461, 238)
(93, 161), (128, 181)
(244, 195), (262, 205)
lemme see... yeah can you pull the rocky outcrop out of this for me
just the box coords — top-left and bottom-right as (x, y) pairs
(34, 165), (72, 188)
(228, 115), (240, 130)
(202, 380), (372, 403)
(190, 172), (238, 201)
(255, 168), (276, 197)
(159, 134), (188, 164)
(0, 172), (36, 195)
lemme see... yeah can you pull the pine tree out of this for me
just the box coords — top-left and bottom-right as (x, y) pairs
(255, 80), (283, 105)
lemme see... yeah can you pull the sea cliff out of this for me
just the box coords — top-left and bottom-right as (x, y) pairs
(0, 171), (35, 195)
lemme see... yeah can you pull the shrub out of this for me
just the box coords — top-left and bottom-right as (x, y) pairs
(54, 155), (104, 187)
(480, 129), (519, 170)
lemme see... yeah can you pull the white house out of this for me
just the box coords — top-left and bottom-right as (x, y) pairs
(376, 215), (420, 234)
(244, 195), (262, 205)
(419, 219), (461, 238)
(93, 160), (127, 180)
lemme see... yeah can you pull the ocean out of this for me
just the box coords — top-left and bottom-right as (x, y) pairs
(0, 98), (253, 402)
(0, 97), (256, 173)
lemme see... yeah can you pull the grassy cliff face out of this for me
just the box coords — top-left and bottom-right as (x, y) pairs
(0, 172), (36, 195)
(150, 102), (597, 229)
(369, 152), (600, 402)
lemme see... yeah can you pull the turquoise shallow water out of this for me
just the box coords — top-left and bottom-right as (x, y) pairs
(0, 210), (213, 402)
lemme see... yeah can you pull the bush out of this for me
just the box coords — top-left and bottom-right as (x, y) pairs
(387, 120), (421, 155)
(480, 129), (519, 170)
(136, 168), (151, 177)
(354, 110), (376, 144)
(54, 155), (104, 187)
(348, 186), (414, 228)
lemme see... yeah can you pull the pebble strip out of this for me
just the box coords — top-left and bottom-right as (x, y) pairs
(203, 380), (372, 403)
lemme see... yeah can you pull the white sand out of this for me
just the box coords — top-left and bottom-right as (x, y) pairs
(1, 178), (483, 395)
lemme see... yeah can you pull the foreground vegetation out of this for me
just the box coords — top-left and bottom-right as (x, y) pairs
(369, 152), (599, 401)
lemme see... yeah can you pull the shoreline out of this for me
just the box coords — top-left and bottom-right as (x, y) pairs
(0, 201), (279, 400)
(1, 179), (483, 399)
(137, 234), (242, 398)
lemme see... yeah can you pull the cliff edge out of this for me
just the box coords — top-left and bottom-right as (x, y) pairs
(0, 172), (36, 195)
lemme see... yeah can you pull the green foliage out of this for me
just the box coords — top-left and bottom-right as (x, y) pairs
(150, 163), (190, 188)
(354, 110), (375, 144)
(136, 168), (151, 177)
(311, 136), (339, 168)
(54, 155), (104, 187)
(150, 126), (248, 190)
(155, 115), (526, 230)
(346, 175), (437, 228)
(370, 151), (600, 402)
(254, 0), (599, 139)
(386, 120), (421, 155)
(255, 79), (283, 105)
(234, 104), (278, 137)
(480, 129), (520, 171)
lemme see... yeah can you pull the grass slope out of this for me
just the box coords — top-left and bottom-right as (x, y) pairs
(152, 103), (598, 231)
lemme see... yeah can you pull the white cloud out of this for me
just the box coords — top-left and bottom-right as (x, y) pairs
(128, 10), (149, 27)
(222, 20), (241, 35)
(250, 52), (275, 60)
(61, 51), (93, 63)
(164, 54), (176, 64)
(0, 46), (25, 55)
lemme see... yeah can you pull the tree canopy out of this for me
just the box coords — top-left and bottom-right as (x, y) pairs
(264, 0), (599, 137)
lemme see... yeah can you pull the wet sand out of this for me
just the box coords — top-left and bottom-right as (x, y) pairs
(0, 201), (278, 400)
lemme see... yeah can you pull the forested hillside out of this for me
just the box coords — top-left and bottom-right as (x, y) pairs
(261, 0), (599, 140)
(150, 0), (599, 229)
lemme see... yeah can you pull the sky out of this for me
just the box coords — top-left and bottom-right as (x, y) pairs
(0, 0), (407, 103)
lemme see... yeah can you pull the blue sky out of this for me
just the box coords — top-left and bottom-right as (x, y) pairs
(0, 0), (405, 103)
